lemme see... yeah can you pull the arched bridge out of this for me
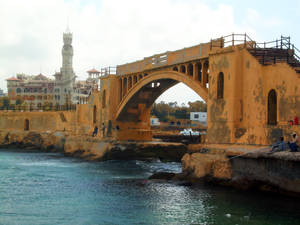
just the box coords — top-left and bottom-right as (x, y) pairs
(113, 38), (223, 122)
(99, 34), (300, 144)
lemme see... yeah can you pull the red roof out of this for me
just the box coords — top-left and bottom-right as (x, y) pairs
(6, 77), (20, 81)
(87, 68), (100, 73)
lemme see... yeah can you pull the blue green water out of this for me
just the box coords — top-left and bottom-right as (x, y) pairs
(0, 149), (300, 225)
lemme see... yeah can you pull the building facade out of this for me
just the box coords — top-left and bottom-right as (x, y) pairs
(6, 29), (98, 108)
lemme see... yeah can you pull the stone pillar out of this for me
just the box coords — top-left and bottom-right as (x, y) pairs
(192, 63), (196, 80)
(126, 76), (130, 94)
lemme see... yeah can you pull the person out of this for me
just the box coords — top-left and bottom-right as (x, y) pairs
(102, 123), (106, 137)
(288, 132), (299, 152)
(92, 126), (98, 137)
(269, 136), (286, 153)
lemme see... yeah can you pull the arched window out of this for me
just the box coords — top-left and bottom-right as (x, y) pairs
(180, 65), (186, 73)
(93, 105), (97, 123)
(128, 76), (132, 89)
(173, 66), (178, 72)
(188, 63), (193, 76)
(102, 90), (106, 108)
(123, 78), (127, 95)
(24, 119), (29, 131)
(217, 72), (224, 99)
(134, 75), (137, 84)
(268, 89), (277, 125)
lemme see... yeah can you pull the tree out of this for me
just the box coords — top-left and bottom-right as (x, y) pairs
(2, 97), (10, 109)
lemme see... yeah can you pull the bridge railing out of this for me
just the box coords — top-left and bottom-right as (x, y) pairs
(0, 104), (77, 112)
(210, 33), (256, 49)
(100, 67), (117, 76)
(211, 33), (300, 62)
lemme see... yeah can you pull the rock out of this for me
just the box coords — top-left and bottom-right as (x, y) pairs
(148, 172), (176, 180)
(181, 152), (232, 180)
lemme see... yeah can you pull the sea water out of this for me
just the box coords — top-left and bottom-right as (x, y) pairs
(0, 149), (300, 225)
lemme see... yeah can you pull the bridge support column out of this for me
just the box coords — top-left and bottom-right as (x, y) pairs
(192, 63), (197, 80)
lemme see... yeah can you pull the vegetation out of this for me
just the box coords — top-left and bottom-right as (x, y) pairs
(151, 100), (207, 122)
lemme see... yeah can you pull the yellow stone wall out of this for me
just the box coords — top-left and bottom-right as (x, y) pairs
(208, 46), (300, 145)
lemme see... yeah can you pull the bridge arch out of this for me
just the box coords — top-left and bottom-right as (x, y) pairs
(116, 70), (208, 121)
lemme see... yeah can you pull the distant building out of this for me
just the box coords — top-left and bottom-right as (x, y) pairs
(0, 89), (5, 97)
(6, 29), (99, 108)
(150, 117), (160, 126)
(190, 112), (207, 124)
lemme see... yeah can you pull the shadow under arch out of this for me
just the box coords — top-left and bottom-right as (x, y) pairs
(116, 70), (208, 122)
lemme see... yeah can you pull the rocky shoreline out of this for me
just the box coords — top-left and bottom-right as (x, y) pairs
(0, 130), (187, 162)
(1, 130), (300, 197)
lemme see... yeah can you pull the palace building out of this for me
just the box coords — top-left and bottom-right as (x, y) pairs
(6, 29), (99, 108)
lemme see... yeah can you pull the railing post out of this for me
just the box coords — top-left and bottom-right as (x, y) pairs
(210, 39), (212, 50)
(244, 33), (246, 47)
(220, 36), (223, 48)
(232, 33), (234, 46)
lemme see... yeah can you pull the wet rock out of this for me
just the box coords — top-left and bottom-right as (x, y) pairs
(148, 172), (176, 180)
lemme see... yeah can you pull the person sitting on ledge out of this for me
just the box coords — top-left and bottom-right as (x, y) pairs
(269, 136), (287, 153)
(288, 132), (300, 152)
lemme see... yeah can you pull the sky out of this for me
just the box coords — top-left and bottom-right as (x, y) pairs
(0, 0), (299, 104)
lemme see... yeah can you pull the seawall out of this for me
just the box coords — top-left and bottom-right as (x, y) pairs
(181, 144), (300, 196)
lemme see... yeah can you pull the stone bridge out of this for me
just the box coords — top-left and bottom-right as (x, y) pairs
(98, 34), (300, 145)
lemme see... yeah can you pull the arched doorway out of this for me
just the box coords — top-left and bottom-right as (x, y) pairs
(24, 119), (29, 131)
(268, 89), (277, 125)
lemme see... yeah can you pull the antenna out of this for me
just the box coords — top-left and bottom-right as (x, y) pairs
(66, 16), (70, 33)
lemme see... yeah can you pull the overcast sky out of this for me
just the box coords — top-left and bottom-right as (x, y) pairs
(0, 0), (299, 104)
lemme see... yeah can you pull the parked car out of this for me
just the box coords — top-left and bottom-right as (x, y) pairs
(179, 128), (200, 136)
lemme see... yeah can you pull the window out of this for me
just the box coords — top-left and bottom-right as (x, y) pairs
(194, 114), (199, 119)
(217, 72), (224, 99)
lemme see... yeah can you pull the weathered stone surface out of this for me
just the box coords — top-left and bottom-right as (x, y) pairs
(182, 152), (232, 180)
(181, 144), (300, 196)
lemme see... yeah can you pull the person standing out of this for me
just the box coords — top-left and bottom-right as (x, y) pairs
(102, 123), (106, 137)
(92, 126), (98, 137)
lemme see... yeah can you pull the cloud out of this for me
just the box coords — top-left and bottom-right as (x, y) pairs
(0, 0), (254, 103)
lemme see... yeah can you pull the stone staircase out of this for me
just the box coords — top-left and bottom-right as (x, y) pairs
(247, 47), (300, 74)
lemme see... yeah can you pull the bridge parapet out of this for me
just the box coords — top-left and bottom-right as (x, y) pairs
(116, 38), (223, 76)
